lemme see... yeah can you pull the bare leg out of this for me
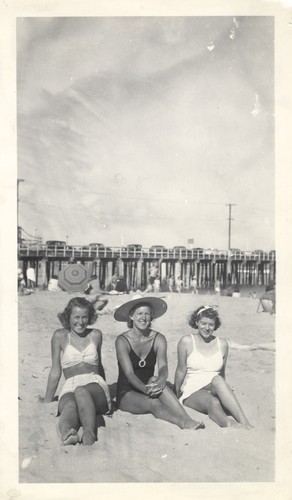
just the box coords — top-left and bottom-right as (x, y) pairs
(257, 299), (263, 313)
(184, 389), (231, 427)
(119, 388), (204, 430)
(158, 385), (204, 429)
(210, 376), (251, 427)
(87, 294), (108, 313)
(74, 383), (109, 446)
(58, 394), (80, 445)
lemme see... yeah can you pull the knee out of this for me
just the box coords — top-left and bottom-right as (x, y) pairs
(211, 375), (225, 390)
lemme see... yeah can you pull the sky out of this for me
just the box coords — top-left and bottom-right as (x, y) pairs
(17, 16), (275, 251)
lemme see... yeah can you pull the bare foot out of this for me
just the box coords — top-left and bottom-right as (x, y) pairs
(82, 428), (97, 446)
(226, 418), (242, 428)
(226, 417), (253, 430)
(63, 428), (80, 445)
(240, 422), (254, 430)
(184, 419), (205, 430)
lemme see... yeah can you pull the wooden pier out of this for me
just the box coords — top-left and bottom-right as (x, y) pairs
(18, 243), (276, 291)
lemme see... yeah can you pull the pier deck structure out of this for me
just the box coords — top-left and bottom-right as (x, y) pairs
(18, 243), (276, 292)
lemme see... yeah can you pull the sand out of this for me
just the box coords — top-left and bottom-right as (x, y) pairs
(18, 290), (275, 483)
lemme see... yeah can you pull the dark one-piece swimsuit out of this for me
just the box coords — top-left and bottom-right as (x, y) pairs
(116, 332), (158, 407)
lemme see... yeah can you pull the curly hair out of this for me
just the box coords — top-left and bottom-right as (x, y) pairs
(127, 302), (154, 328)
(188, 305), (221, 331)
(58, 297), (97, 330)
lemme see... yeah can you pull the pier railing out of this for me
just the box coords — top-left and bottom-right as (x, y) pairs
(18, 243), (275, 262)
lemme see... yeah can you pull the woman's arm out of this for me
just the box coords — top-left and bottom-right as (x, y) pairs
(146, 333), (168, 397)
(174, 337), (188, 397)
(43, 330), (63, 402)
(92, 329), (106, 380)
(115, 336), (149, 394)
(219, 338), (229, 379)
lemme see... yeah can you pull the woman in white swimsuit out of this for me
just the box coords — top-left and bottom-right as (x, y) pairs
(41, 297), (111, 446)
(175, 306), (251, 428)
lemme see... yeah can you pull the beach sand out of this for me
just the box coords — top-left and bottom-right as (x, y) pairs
(18, 290), (275, 483)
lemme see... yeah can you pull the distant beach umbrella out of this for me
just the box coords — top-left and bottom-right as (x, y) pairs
(58, 264), (90, 293)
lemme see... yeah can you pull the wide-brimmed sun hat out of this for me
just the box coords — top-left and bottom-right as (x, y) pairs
(114, 295), (168, 322)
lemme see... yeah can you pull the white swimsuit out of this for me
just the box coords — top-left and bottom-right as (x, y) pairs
(61, 331), (99, 369)
(179, 335), (224, 403)
(58, 331), (111, 411)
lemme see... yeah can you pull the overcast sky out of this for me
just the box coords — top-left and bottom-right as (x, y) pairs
(17, 16), (274, 251)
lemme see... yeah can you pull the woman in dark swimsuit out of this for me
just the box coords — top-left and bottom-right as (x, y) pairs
(114, 296), (204, 430)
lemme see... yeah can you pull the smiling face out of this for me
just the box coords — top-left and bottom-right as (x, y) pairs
(69, 306), (90, 335)
(130, 305), (152, 331)
(197, 314), (216, 341)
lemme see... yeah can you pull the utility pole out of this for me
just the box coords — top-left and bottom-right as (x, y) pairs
(17, 178), (25, 242)
(225, 203), (236, 251)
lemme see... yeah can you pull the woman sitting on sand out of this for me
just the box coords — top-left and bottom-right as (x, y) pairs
(175, 305), (251, 428)
(41, 297), (111, 446)
(114, 296), (204, 430)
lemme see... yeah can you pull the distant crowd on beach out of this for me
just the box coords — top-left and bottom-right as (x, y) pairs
(18, 255), (276, 321)
(18, 259), (275, 309)
(18, 265), (36, 294)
